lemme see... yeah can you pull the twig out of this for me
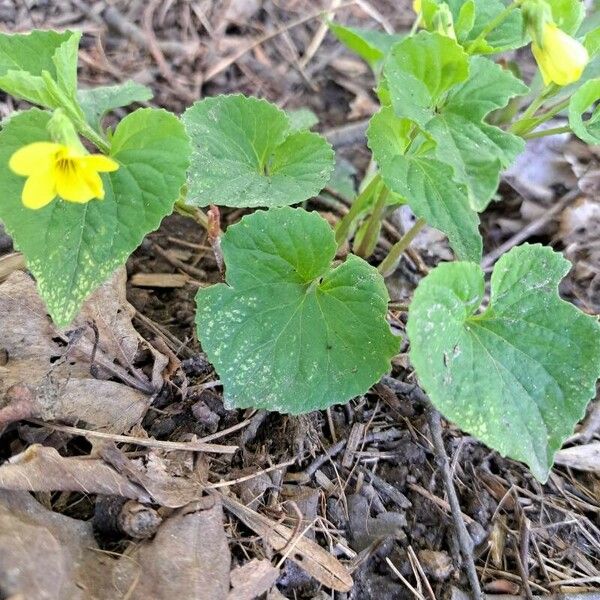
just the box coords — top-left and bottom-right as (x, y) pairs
(426, 406), (483, 599)
(299, 0), (342, 68)
(25, 419), (237, 454)
(203, 2), (357, 83)
(481, 189), (579, 270)
(150, 242), (206, 279)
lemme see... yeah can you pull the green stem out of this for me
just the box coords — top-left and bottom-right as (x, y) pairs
(355, 187), (389, 258)
(378, 217), (426, 277)
(522, 124), (571, 139)
(519, 97), (570, 134)
(509, 85), (558, 135)
(74, 119), (111, 154)
(466, 0), (521, 54)
(335, 173), (382, 248)
(174, 200), (210, 230)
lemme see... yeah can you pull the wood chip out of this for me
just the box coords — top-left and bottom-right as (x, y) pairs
(342, 422), (365, 468)
(130, 272), (189, 288)
(554, 443), (600, 473)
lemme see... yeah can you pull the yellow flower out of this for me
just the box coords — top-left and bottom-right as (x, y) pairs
(531, 22), (589, 86)
(413, 0), (421, 13)
(9, 142), (119, 210)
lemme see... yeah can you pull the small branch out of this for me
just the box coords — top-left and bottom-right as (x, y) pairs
(426, 406), (483, 600)
(481, 189), (579, 270)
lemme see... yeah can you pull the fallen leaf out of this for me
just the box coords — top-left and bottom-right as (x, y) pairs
(0, 489), (116, 599)
(228, 559), (279, 600)
(115, 496), (231, 600)
(0, 445), (151, 502)
(221, 494), (353, 592)
(0, 270), (166, 433)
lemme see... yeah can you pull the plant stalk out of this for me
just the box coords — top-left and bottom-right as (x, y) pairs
(174, 200), (210, 230)
(355, 187), (389, 258)
(522, 124), (571, 139)
(377, 217), (426, 277)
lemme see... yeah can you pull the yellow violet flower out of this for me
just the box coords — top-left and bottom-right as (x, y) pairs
(9, 142), (119, 210)
(531, 22), (589, 86)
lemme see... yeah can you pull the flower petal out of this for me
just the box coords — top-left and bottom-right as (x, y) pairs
(55, 164), (98, 203)
(9, 142), (61, 176)
(80, 154), (119, 173)
(21, 171), (56, 210)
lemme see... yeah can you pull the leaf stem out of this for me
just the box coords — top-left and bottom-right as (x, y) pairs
(75, 119), (111, 154)
(355, 186), (389, 258)
(522, 124), (571, 139)
(174, 200), (210, 230)
(377, 217), (426, 277)
(335, 172), (382, 248)
(509, 86), (563, 136)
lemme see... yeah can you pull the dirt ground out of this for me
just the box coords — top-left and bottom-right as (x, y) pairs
(0, 1), (599, 599)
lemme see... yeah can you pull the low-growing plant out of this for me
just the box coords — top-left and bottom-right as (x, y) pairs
(1, 0), (600, 482)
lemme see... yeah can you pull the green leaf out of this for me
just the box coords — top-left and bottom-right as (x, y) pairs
(286, 107), (319, 132)
(584, 26), (600, 56)
(455, 0), (476, 40)
(0, 30), (80, 107)
(407, 244), (600, 481)
(384, 31), (469, 126)
(195, 207), (399, 413)
(447, 0), (525, 53)
(182, 95), (334, 208)
(368, 107), (482, 262)
(568, 78), (600, 144)
(547, 0), (585, 35)
(329, 22), (404, 69)
(0, 107), (190, 326)
(78, 81), (153, 133)
(426, 57), (528, 211)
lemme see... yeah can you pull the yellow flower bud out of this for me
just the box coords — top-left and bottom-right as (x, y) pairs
(413, 0), (422, 13)
(531, 22), (589, 86)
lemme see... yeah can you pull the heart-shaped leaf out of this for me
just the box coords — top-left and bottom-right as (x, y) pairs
(407, 244), (600, 481)
(196, 207), (399, 413)
(182, 95), (334, 208)
(0, 107), (190, 326)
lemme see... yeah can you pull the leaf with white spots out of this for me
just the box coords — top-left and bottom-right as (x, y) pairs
(0, 107), (190, 326)
(407, 244), (600, 481)
(182, 95), (334, 208)
(195, 207), (399, 413)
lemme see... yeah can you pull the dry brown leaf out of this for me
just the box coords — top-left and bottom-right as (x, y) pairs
(0, 444), (207, 508)
(0, 270), (167, 433)
(0, 489), (116, 600)
(221, 494), (353, 592)
(115, 496), (231, 600)
(0, 445), (151, 502)
(228, 559), (279, 600)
